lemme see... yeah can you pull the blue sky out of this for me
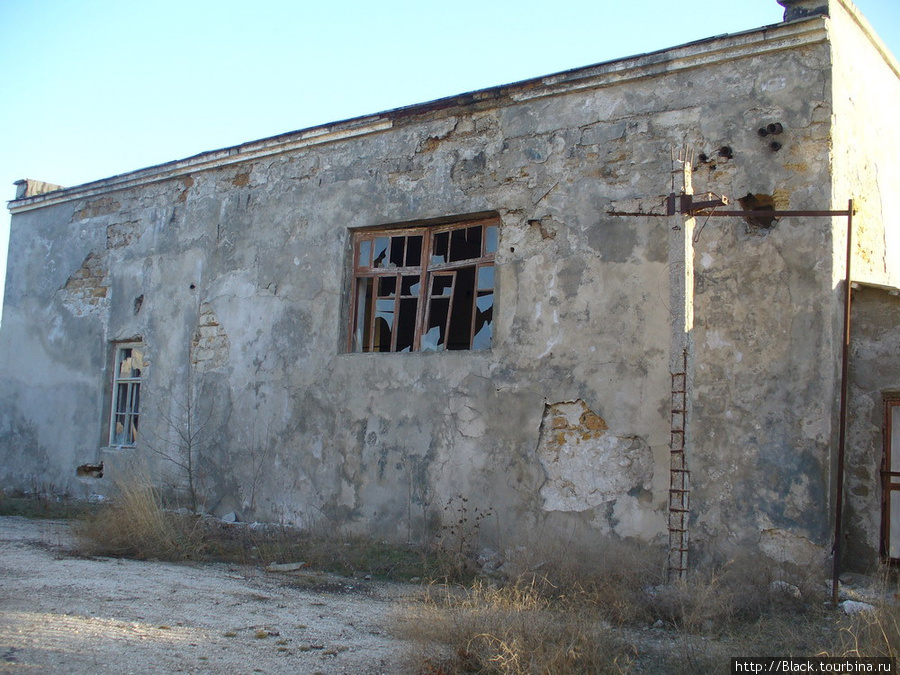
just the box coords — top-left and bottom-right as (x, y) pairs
(1, 0), (898, 322)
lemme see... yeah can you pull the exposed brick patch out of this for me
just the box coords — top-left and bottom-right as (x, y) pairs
(191, 302), (230, 371)
(62, 252), (109, 316)
(72, 197), (120, 221)
(107, 220), (142, 249)
(177, 175), (195, 203)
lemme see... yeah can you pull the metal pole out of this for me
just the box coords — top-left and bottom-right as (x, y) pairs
(666, 155), (695, 582)
(832, 199), (854, 606)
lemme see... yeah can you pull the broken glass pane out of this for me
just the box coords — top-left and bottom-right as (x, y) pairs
(473, 292), (494, 350)
(476, 293), (493, 313)
(406, 236), (423, 266)
(477, 265), (494, 291)
(374, 301), (394, 351)
(449, 226), (482, 262)
(378, 276), (397, 297)
(485, 225), (499, 254)
(432, 275), (454, 297)
(131, 349), (143, 377)
(373, 237), (389, 268)
(354, 277), (373, 351)
(422, 297), (449, 351)
(472, 321), (492, 350)
(401, 275), (421, 296)
(389, 236), (406, 267)
(358, 240), (372, 267)
(375, 298), (395, 329)
(396, 298), (417, 353)
(446, 266), (475, 350)
(118, 349), (132, 378)
(431, 231), (449, 265)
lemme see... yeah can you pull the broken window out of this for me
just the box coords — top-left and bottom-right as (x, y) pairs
(109, 344), (142, 447)
(350, 217), (498, 352)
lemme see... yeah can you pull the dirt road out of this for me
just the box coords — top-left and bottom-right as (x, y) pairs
(0, 517), (418, 674)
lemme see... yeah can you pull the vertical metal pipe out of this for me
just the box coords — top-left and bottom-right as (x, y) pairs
(832, 199), (854, 606)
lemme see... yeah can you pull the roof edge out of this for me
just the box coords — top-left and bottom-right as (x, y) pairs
(9, 18), (828, 215)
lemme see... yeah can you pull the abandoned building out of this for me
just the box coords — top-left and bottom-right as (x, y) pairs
(2, 0), (899, 576)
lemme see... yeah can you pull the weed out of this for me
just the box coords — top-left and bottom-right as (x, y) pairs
(73, 479), (204, 560)
(431, 495), (493, 582)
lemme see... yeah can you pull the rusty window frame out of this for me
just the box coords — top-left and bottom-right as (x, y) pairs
(349, 217), (497, 353)
(109, 343), (143, 447)
(882, 395), (900, 562)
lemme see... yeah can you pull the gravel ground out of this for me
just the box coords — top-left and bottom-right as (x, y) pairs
(0, 517), (419, 674)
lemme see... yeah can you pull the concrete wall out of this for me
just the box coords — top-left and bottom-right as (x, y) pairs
(1, 13), (889, 566)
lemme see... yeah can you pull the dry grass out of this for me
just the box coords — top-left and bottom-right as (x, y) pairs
(74, 480), (204, 560)
(830, 570), (900, 659)
(73, 478), (446, 580)
(66, 482), (900, 673)
(401, 578), (636, 674)
(398, 543), (839, 674)
(836, 602), (900, 659)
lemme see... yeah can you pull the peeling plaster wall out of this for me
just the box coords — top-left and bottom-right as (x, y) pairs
(1, 15), (893, 566)
(687, 34), (838, 561)
(845, 287), (900, 570)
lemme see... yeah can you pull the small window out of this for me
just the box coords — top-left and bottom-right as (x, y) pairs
(109, 344), (143, 447)
(350, 217), (498, 353)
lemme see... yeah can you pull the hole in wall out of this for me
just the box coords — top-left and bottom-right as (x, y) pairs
(76, 463), (104, 479)
(738, 193), (778, 233)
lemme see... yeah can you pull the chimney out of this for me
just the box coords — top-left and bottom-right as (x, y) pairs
(13, 179), (65, 200)
(776, 0), (830, 21)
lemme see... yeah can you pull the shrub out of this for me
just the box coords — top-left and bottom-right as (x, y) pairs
(74, 480), (203, 560)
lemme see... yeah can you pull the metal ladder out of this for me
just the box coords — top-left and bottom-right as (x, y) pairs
(668, 349), (690, 581)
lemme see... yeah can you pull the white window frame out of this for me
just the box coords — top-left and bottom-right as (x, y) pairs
(109, 343), (143, 448)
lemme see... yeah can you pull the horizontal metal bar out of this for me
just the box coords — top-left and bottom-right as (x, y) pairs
(613, 209), (853, 218)
(694, 209), (853, 217)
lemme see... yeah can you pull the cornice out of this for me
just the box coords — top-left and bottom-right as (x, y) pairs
(8, 18), (828, 215)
